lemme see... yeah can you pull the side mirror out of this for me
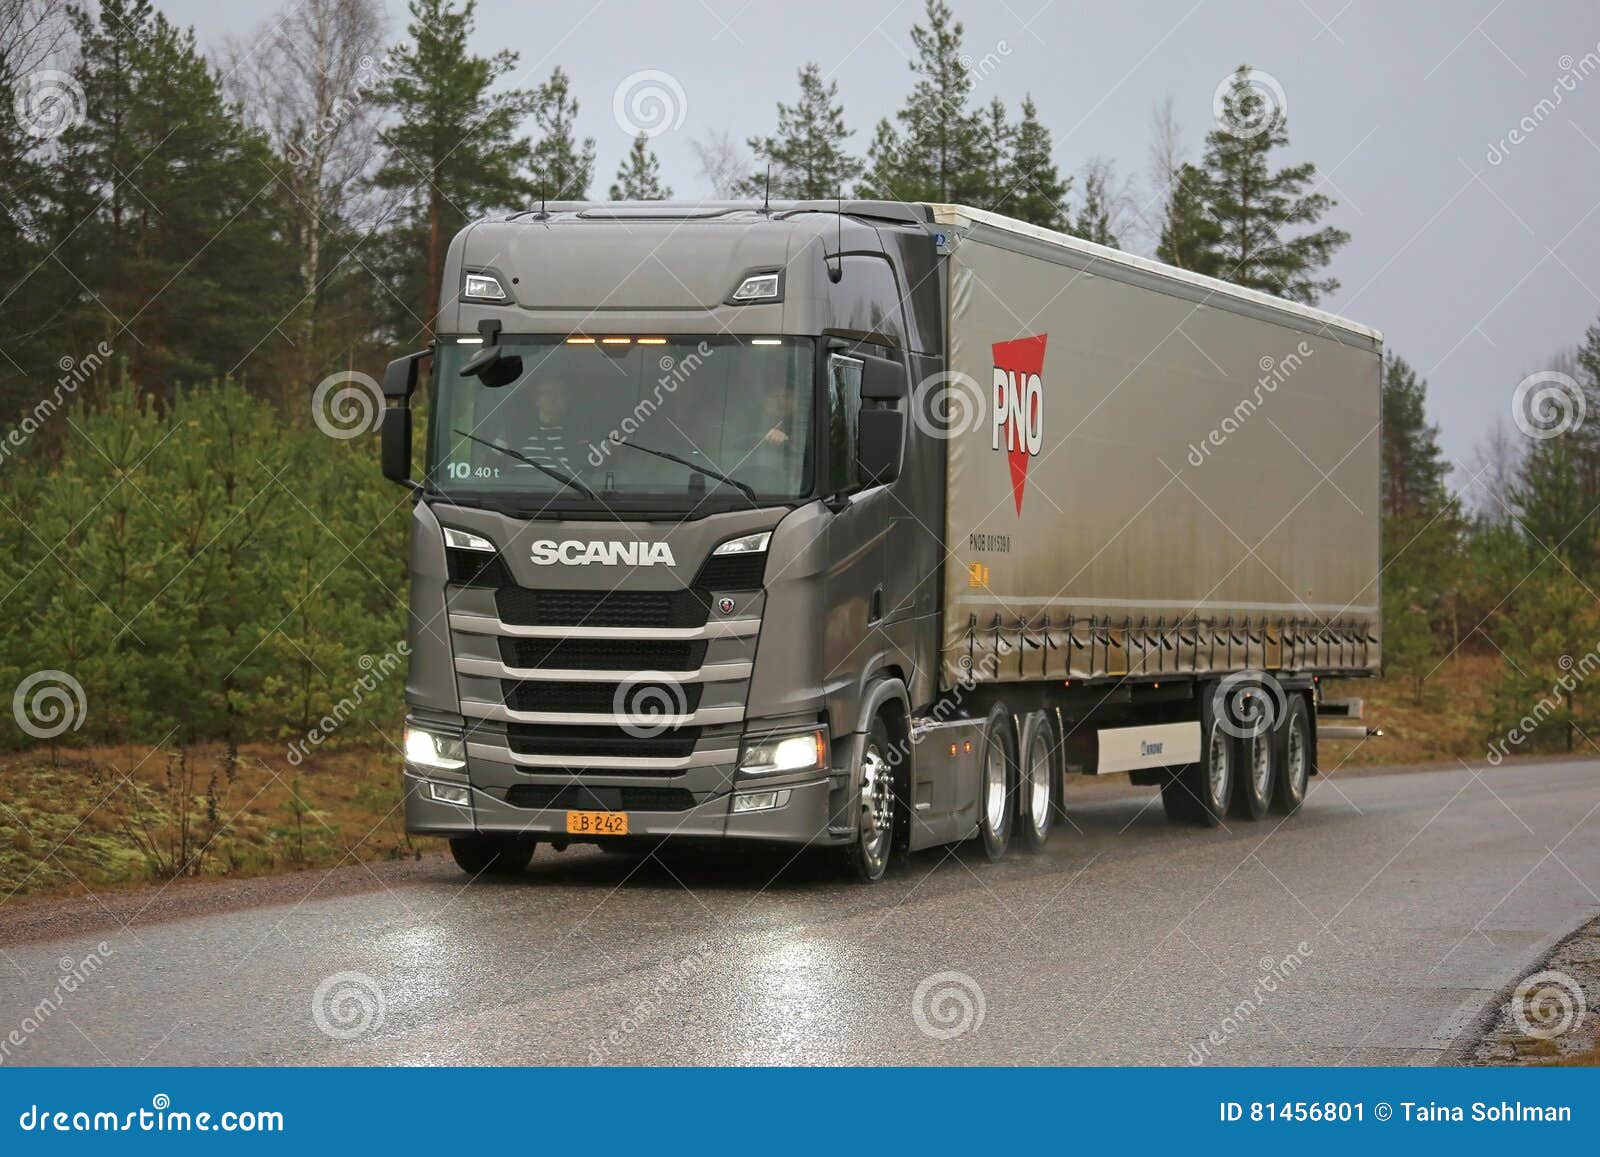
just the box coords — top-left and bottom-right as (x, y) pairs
(459, 346), (523, 389)
(382, 405), (413, 485)
(859, 354), (907, 402)
(858, 409), (903, 485)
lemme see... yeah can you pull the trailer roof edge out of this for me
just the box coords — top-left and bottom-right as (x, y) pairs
(927, 204), (1383, 348)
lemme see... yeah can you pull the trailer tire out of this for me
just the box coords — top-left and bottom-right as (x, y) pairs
(1160, 686), (1233, 827)
(449, 835), (536, 877)
(976, 704), (1017, 860)
(1271, 695), (1312, 816)
(1231, 729), (1272, 821)
(1015, 711), (1055, 852)
(837, 713), (898, 883)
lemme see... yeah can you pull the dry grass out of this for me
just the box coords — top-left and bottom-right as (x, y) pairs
(1321, 653), (1504, 768)
(0, 741), (437, 901)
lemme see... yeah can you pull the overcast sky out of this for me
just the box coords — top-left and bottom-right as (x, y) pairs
(161, 0), (1600, 480)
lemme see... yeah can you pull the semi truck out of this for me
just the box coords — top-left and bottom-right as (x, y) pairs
(381, 200), (1382, 882)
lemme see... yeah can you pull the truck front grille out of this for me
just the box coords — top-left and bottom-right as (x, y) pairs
(505, 784), (697, 812)
(502, 680), (705, 715)
(505, 722), (702, 759)
(496, 587), (709, 628)
(497, 637), (707, 671)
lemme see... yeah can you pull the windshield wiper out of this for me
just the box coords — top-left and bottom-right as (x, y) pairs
(451, 428), (601, 502)
(609, 437), (758, 502)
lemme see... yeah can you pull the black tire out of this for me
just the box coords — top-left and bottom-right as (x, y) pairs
(1271, 695), (1312, 816)
(449, 835), (536, 877)
(837, 714), (898, 883)
(1015, 711), (1055, 852)
(1231, 728), (1271, 820)
(1161, 684), (1234, 827)
(975, 704), (1017, 860)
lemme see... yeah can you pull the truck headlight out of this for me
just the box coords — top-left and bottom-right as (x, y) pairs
(713, 531), (771, 556)
(405, 725), (466, 770)
(739, 729), (827, 775)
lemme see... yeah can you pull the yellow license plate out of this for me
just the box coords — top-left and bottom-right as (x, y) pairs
(566, 810), (628, 836)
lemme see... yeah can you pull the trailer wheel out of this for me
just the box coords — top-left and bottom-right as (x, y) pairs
(1015, 711), (1055, 852)
(837, 714), (898, 883)
(1160, 686), (1233, 827)
(976, 705), (1017, 860)
(1271, 695), (1312, 816)
(1231, 728), (1272, 821)
(449, 835), (536, 877)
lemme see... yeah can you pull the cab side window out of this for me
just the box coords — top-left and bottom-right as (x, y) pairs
(826, 354), (863, 493)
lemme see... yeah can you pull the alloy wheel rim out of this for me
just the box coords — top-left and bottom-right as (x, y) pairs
(984, 742), (1008, 833)
(1251, 734), (1272, 798)
(1028, 739), (1050, 829)
(861, 742), (893, 864)
(1287, 722), (1308, 796)
(1208, 723), (1230, 806)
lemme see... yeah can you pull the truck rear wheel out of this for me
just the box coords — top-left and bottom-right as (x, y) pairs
(449, 835), (536, 877)
(976, 705), (1017, 860)
(1271, 695), (1312, 815)
(1231, 730), (1272, 821)
(1015, 711), (1055, 852)
(1160, 687), (1233, 827)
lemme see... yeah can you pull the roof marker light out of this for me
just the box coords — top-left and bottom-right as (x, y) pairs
(601, 337), (631, 344)
(566, 336), (596, 344)
(637, 337), (667, 344)
(750, 338), (783, 346)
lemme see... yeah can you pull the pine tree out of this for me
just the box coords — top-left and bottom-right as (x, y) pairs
(1071, 159), (1119, 247)
(1002, 96), (1069, 230)
(529, 65), (596, 200)
(856, 0), (985, 203)
(1511, 435), (1595, 578)
(1381, 355), (1451, 519)
(1155, 163), (1222, 275)
(370, 0), (538, 337)
(1200, 65), (1349, 303)
(742, 62), (861, 199)
(609, 133), (671, 200)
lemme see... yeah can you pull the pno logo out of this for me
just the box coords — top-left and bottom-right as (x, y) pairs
(990, 335), (1047, 513)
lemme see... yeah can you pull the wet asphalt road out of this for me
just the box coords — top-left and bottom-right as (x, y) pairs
(2, 759), (1597, 1066)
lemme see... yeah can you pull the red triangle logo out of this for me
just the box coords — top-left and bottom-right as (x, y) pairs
(991, 335), (1048, 514)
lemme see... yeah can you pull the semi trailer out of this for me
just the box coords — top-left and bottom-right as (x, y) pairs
(382, 200), (1382, 882)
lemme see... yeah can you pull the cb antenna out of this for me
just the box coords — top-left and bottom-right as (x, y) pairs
(827, 188), (844, 283)
(762, 165), (771, 215)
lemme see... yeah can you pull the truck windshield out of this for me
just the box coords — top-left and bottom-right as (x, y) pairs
(427, 336), (815, 510)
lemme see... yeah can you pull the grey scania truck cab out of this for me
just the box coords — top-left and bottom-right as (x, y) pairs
(381, 200), (1382, 882)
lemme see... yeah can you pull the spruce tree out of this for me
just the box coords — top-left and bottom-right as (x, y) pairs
(1155, 163), (1222, 275)
(1003, 96), (1069, 230)
(370, 0), (538, 337)
(529, 65), (596, 200)
(856, 0), (985, 203)
(1511, 435), (1594, 578)
(1381, 355), (1451, 519)
(1200, 64), (1349, 304)
(609, 133), (671, 200)
(1071, 160), (1119, 247)
(743, 62), (861, 199)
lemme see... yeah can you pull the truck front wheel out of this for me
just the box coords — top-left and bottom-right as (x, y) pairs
(838, 715), (898, 883)
(449, 835), (536, 877)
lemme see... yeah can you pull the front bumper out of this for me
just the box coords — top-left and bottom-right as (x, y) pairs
(403, 768), (839, 845)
